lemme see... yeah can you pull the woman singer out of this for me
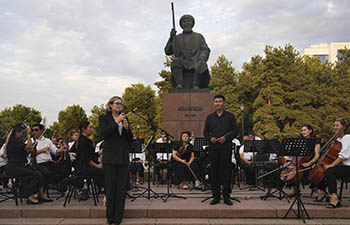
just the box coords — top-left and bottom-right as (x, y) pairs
(99, 96), (133, 225)
(172, 131), (200, 189)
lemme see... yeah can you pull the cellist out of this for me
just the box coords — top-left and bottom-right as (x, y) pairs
(318, 118), (350, 208)
(172, 131), (200, 189)
(279, 125), (321, 197)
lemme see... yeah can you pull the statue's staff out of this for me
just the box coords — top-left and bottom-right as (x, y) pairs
(171, 2), (176, 31)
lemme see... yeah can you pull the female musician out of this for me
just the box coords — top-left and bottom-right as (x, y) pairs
(280, 125), (321, 196)
(319, 118), (350, 208)
(76, 121), (105, 192)
(172, 131), (200, 189)
(4, 123), (51, 204)
(99, 96), (133, 225)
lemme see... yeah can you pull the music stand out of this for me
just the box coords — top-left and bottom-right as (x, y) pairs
(129, 138), (146, 192)
(154, 142), (187, 202)
(131, 136), (159, 201)
(255, 139), (291, 201)
(240, 140), (265, 191)
(282, 138), (315, 222)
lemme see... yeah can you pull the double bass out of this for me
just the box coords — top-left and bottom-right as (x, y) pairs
(308, 123), (350, 185)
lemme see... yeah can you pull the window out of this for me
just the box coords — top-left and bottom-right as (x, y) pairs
(337, 50), (344, 63)
(312, 54), (329, 64)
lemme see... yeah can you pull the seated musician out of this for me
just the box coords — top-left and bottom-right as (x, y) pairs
(239, 134), (256, 185)
(76, 121), (105, 192)
(154, 136), (171, 185)
(172, 131), (200, 189)
(231, 138), (240, 185)
(129, 138), (145, 184)
(300, 125), (321, 197)
(0, 142), (9, 189)
(31, 124), (66, 186)
(68, 130), (80, 169)
(317, 118), (350, 208)
(4, 123), (51, 204)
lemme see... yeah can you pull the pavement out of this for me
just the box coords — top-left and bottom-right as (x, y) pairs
(1, 182), (350, 224)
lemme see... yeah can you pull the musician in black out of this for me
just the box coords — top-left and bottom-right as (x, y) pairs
(204, 94), (238, 205)
(4, 123), (50, 204)
(76, 121), (104, 191)
(172, 131), (200, 189)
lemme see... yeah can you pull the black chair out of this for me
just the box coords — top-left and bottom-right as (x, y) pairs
(0, 174), (22, 205)
(338, 178), (350, 202)
(63, 175), (99, 207)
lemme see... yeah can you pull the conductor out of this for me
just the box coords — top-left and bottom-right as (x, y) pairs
(204, 95), (238, 205)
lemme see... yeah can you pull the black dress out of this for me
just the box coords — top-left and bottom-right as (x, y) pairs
(76, 135), (104, 189)
(5, 137), (44, 198)
(171, 142), (199, 185)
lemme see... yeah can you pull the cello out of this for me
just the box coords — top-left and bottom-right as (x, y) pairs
(308, 122), (350, 185)
(280, 155), (311, 184)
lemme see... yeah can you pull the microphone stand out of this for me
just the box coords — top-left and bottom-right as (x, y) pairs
(128, 109), (174, 201)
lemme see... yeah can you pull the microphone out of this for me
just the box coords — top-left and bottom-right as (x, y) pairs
(126, 108), (137, 116)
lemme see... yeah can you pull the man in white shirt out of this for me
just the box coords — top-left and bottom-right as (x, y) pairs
(154, 136), (172, 184)
(31, 124), (66, 186)
(239, 134), (256, 185)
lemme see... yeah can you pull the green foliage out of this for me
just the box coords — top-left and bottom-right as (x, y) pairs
(154, 56), (172, 97)
(0, 104), (42, 138)
(122, 83), (158, 140)
(88, 104), (106, 142)
(209, 55), (243, 137)
(49, 105), (88, 141)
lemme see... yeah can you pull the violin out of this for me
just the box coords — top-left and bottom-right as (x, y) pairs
(308, 123), (350, 184)
(176, 143), (188, 159)
(29, 129), (47, 169)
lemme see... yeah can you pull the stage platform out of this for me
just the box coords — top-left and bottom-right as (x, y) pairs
(1, 183), (350, 225)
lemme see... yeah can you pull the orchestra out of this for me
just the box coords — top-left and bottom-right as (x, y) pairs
(1, 105), (350, 215)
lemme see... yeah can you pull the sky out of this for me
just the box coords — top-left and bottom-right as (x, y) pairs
(0, 0), (349, 126)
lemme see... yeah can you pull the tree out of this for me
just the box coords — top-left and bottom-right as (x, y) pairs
(209, 55), (243, 137)
(154, 56), (172, 98)
(88, 104), (106, 142)
(0, 104), (42, 138)
(122, 83), (158, 140)
(49, 105), (88, 140)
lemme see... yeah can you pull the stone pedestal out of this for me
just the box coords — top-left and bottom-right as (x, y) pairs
(162, 91), (215, 140)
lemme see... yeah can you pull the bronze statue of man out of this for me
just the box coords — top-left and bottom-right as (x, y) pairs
(165, 14), (210, 89)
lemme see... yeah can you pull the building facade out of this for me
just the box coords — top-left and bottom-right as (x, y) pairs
(300, 42), (350, 64)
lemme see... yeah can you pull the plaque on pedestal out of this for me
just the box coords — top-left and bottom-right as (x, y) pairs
(162, 91), (215, 140)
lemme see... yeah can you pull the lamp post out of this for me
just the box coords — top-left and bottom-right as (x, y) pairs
(240, 104), (244, 140)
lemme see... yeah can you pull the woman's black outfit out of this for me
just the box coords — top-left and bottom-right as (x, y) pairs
(171, 143), (199, 185)
(5, 137), (44, 198)
(99, 113), (133, 225)
(76, 135), (104, 190)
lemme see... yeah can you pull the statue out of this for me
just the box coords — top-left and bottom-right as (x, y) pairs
(164, 14), (211, 89)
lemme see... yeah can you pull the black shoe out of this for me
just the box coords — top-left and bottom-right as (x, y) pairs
(40, 198), (53, 203)
(223, 197), (233, 206)
(210, 197), (220, 205)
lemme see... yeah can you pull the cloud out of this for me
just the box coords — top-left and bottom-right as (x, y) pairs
(1, 0), (350, 125)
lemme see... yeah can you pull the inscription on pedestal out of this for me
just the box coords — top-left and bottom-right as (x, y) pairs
(162, 92), (215, 140)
